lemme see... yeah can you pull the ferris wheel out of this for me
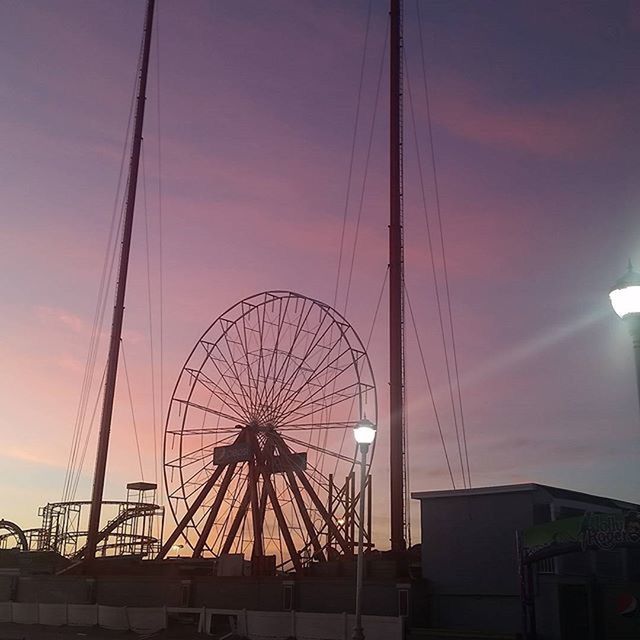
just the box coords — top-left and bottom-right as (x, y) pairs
(162, 291), (377, 571)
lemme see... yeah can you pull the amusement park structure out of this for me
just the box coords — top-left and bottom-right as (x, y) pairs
(0, 484), (163, 561)
(159, 291), (377, 572)
(2, 0), (409, 577)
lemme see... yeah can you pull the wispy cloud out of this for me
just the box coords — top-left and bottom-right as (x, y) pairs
(1, 446), (65, 469)
(425, 73), (631, 158)
(35, 305), (88, 334)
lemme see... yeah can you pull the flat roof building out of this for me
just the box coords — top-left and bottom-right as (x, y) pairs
(412, 483), (640, 640)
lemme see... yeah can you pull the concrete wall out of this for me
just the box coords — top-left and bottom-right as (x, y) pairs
(0, 576), (14, 602)
(16, 577), (91, 604)
(296, 579), (400, 616)
(7, 574), (404, 619)
(419, 491), (535, 595)
(95, 577), (183, 607)
(192, 577), (281, 610)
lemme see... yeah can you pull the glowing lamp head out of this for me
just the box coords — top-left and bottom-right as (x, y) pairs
(610, 262), (640, 319)
(353, 418), (376, 445)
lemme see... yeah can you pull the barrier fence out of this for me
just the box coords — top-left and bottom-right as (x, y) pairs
(0, 603), (404, 639)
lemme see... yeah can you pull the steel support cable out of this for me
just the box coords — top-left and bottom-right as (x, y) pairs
(326, 19), (388, 481)
(121, 339), (145, 482)
(415, 1), (470, 486)
(404, 50), (466, 488)
(61, 39), (141, 503)
(343, 19), (389, 315)
(333, 0), (373, 308)
(69, 363), (108, 501)
(141, 142), (159, 486)
(69, 14), (150, 507)
(330, 266), (387, 480)
(68, 174), (131, 501)
(405, 284), (456, 489)
(64, 191), (127, 502)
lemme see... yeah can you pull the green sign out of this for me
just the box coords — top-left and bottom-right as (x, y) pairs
(522, 511), (640, 564)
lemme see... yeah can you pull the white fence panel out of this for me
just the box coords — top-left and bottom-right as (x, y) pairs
(296, 611), (347, 640)
(68, 603), (98, 626)
(98, 605), (128, 630)
(38, 603), (67, 626)
(128, 606), (167, 634)
(243, 610), (403, 640)
(0, 602), (12, 623)
(360, 614), (404, 640)
(246, 610), (293, 639)
(12, 602), (38, 624)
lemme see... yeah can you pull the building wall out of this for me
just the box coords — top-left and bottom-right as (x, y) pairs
(419, 491), (536, 595)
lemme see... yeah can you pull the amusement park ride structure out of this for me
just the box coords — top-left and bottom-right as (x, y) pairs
(0, 484), (163, 560)
(2, 0), (409, 575)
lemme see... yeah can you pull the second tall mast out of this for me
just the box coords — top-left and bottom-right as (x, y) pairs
(389, 0), (407, 553)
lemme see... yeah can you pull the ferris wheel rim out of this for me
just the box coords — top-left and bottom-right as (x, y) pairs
(162, 290), (377, 567)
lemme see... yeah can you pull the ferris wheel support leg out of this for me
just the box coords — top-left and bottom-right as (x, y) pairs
(247, 457), (265, 558)
(220, 487), (252, 555)
(283, 469), (324, 561)
(193, 463), (238, 557)
(157, 463), (226, 559)
(274, 436), (350, 555)
(261, 470), (303, 573)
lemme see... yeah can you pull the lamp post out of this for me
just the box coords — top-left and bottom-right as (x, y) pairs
(609, 261), (640, 410)
(352, 418), (376, 640)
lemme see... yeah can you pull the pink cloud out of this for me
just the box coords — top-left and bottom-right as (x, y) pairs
(35, 305), (88, 334)
(425, 73), (630, 157)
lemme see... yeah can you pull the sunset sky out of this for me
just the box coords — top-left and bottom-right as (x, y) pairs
(1, 0), (640, 549)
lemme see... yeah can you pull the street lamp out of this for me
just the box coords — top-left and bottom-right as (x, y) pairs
(609, 261), (640, 409)
(352, 418), (376, 640)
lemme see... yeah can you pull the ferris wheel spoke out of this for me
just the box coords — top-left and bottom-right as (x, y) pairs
(177, 399), (242, 426)
(267, 309), (336, 412)
(159, 462), (228, 557)
(276, 420), (359, 431)
(279, 433), (355, 465)
(259, 295), (292, 412)
(250, 300), (270, 412)
(237, 306), (262, 412)
(202, 340), (253, 417)
(166, 427), (239, 437)
(186, 368), (249, 420)
(277, 380), (365, 425)
(264, 298), (318, 411)
(166, 432), (236, 470)
(178, 439), (237, 497)
(275, 344), (360, 419)
(276, 360), (364, 423)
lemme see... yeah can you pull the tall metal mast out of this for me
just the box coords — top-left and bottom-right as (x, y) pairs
(85, 0), (156, 563)
(389, 0), (406, 552)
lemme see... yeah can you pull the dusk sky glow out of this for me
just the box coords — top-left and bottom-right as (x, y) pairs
(1, 0), (640, 548)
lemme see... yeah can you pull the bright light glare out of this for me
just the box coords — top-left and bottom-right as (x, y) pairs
(353, 419), (376, 444)
(610, 286), (640, 318)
